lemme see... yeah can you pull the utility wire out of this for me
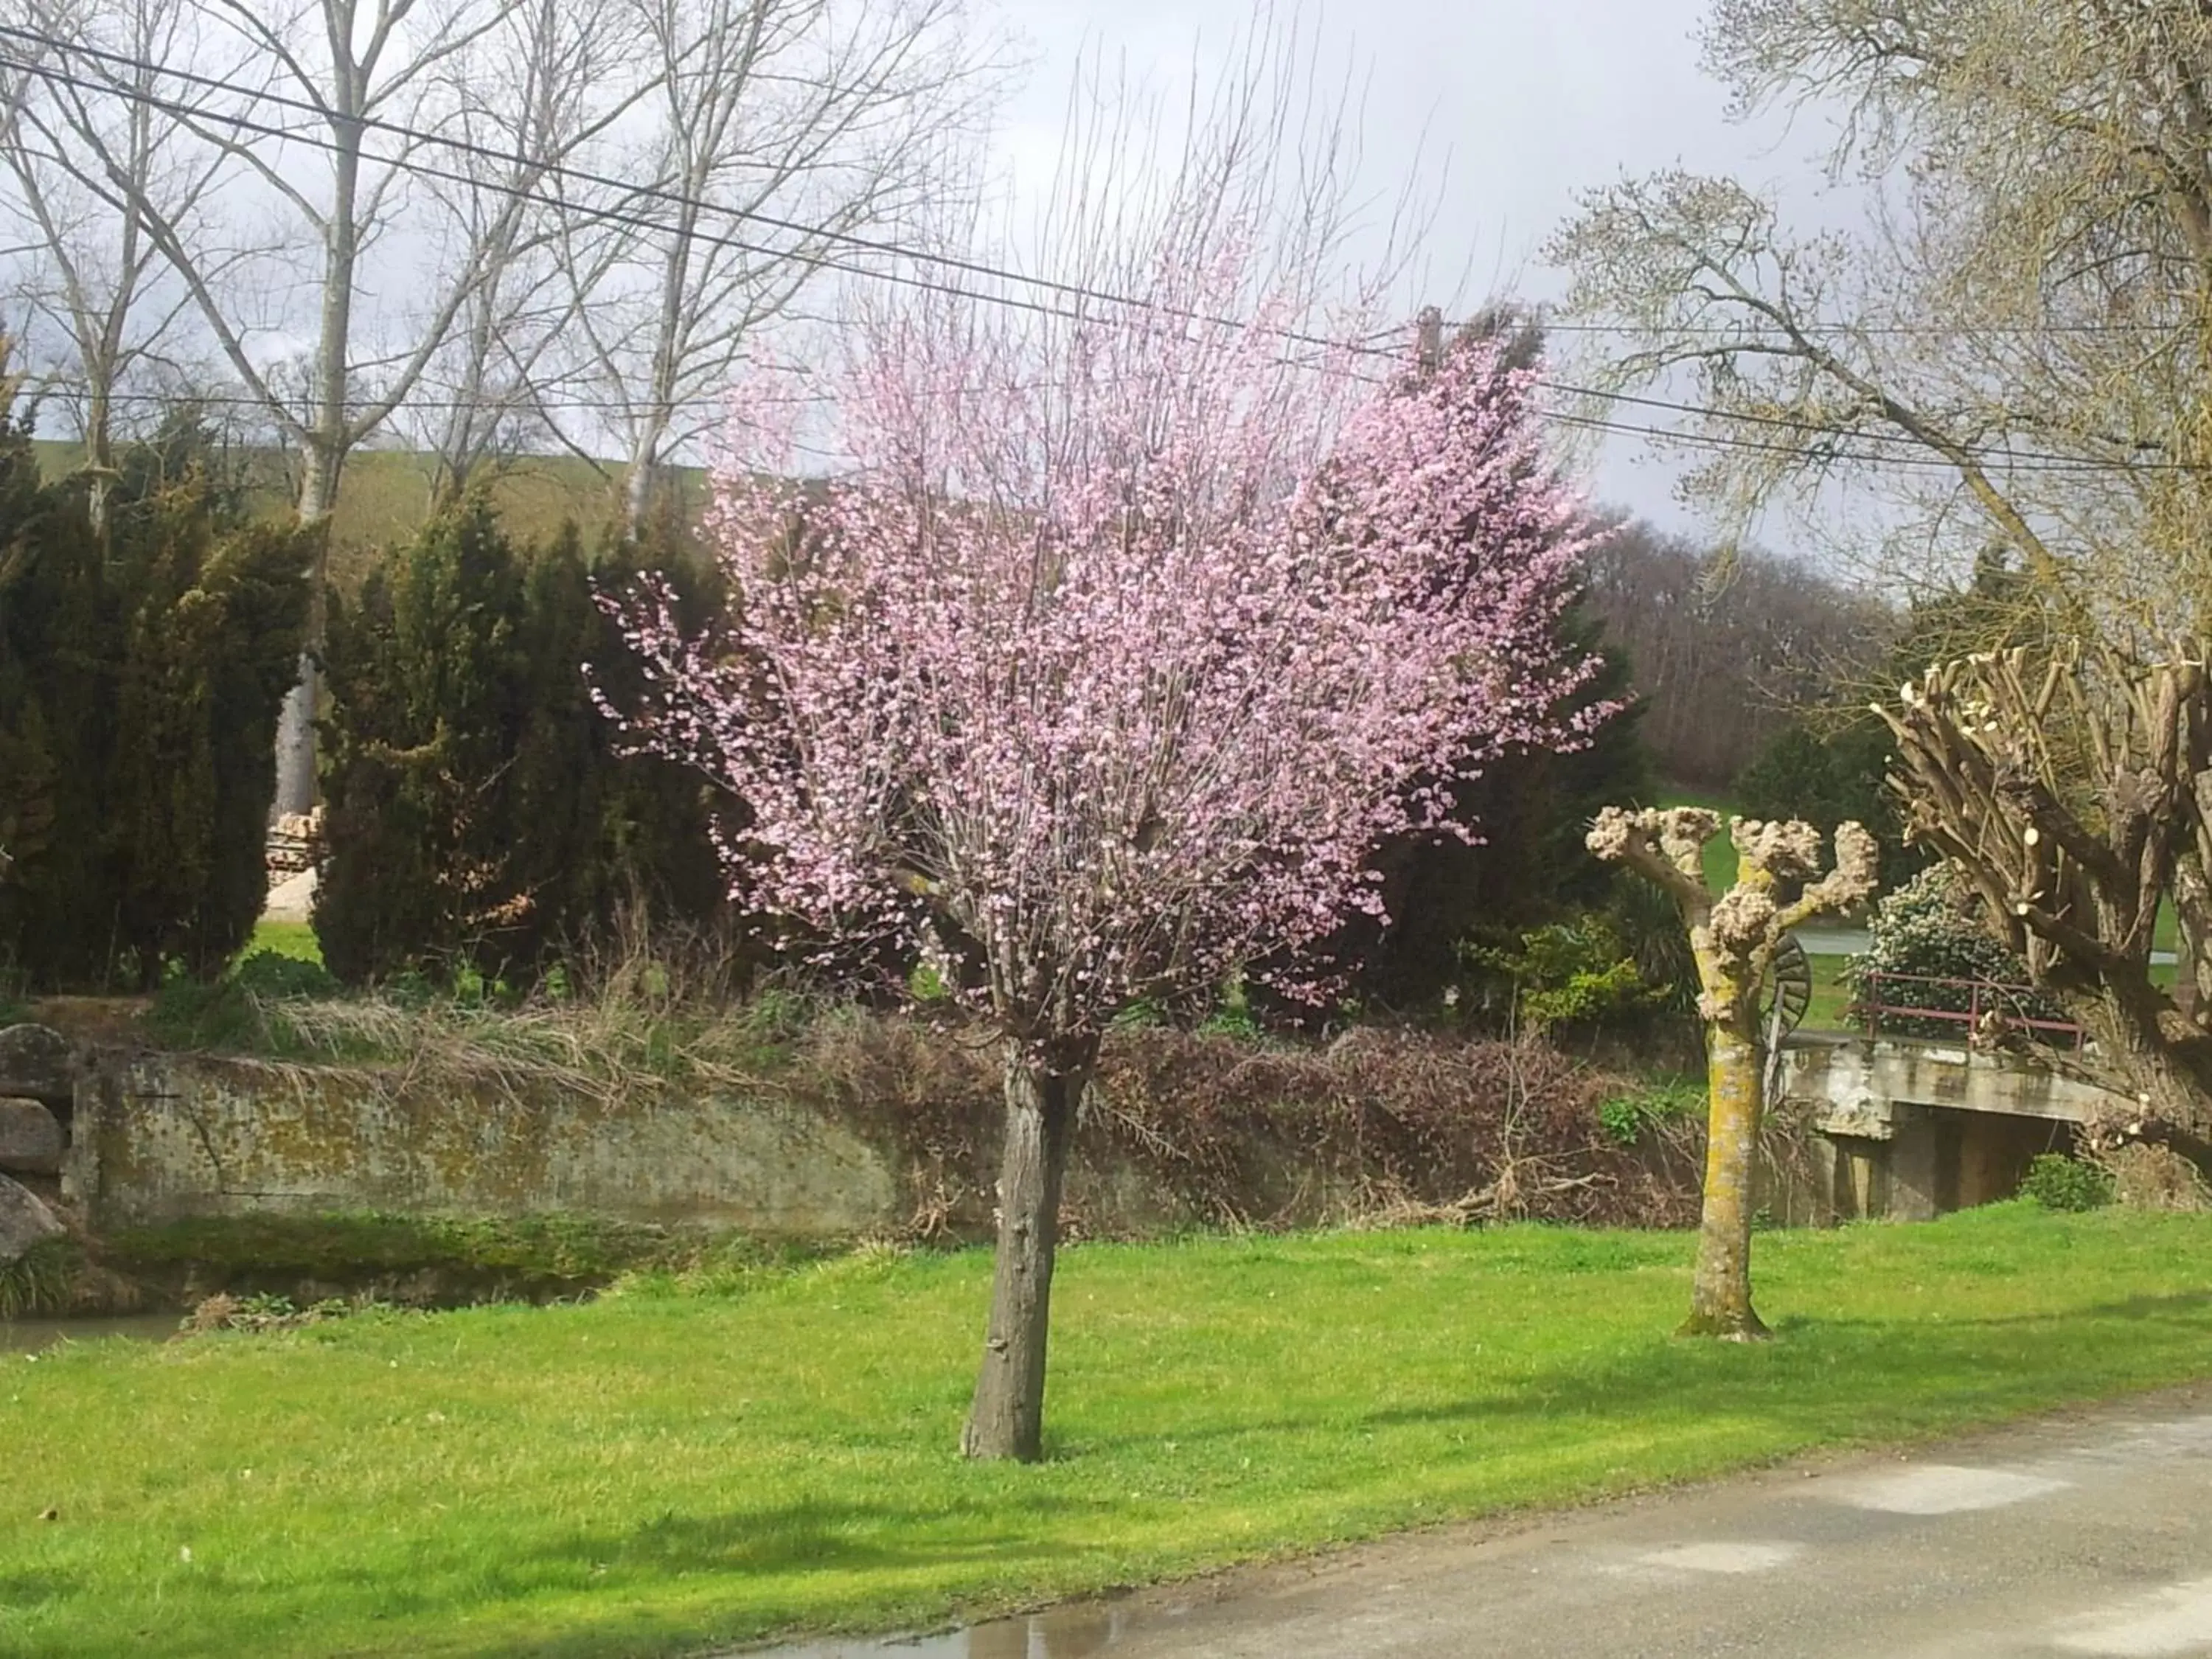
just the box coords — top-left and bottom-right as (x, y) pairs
(1, 27), (2206, 479)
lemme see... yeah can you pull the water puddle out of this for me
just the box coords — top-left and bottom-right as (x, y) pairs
(746, 1601), (1139, 1658)
(0, 1313), (181, 1353)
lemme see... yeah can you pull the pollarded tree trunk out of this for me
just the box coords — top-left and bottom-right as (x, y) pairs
(1683, 1015), (1768, 1338)
(1587, 808), (1876, 1341)
(962, 1040), (1092, 1461)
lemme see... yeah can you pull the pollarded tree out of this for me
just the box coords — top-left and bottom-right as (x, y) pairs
(611, 264), (1608, 1459)
(1587, 807), (1876, 1337)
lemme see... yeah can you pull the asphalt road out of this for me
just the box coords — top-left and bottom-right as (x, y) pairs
(765, 1382), (2212, 1658)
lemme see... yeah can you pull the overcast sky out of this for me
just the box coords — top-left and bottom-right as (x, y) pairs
(986, 0), (1829, 538)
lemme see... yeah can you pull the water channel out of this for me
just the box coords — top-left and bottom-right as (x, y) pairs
(0, 1313), (181, 1353)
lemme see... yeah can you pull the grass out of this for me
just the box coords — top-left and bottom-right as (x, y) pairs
(1805, 953), (1854, 1031)
(1655, 783), (1741, 891)
(246, 921), (322, 965)
(32, 441), (713, 594)
(7, 1206), (2212, 1658)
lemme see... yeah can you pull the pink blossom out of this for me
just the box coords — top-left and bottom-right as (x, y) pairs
(606, 270), (1610, 1046)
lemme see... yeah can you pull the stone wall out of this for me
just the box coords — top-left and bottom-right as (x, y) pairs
(70, 1051), (908, 1236)
(45, 1024), (1694, 1242)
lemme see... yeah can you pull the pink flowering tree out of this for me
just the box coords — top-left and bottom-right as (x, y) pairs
(607, 259), (1608, 1455)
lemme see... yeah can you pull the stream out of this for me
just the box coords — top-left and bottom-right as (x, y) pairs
(0, 1313), (181, 1353)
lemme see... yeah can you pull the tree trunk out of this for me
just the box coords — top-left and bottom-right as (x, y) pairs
(2075, 982), (2212, 1144)
(1681, 1018), (1770, 1340)
(962, 1041), (1091, 1461)
(271, 442), (341, 818)
(622, 445), (657, 539)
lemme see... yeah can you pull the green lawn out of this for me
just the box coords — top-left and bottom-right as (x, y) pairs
(7, 1208), (2212, 1658)
(1805, 953), (1856, 1031)
(245, 921), (321, 964)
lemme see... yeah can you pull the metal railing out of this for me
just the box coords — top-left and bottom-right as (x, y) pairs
(1854, 970), (2086, 1051)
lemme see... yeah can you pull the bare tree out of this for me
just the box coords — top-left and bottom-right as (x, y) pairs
(545, 0), (995, 534)
(1548, 1), (2212, 1129)
(0, 0), (228, 529)
(408, 0), (648, 506)
(1583, 520), (1895, 787)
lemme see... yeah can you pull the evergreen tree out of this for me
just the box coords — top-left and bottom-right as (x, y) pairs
(316, 497), (728, 988)
(1345, 602), (1653, 1010)
(0, 395), (313, 989)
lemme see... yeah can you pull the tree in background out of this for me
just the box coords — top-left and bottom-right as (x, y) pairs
(315, 497), (726, 989)
(1583, 525), (1893, 790)
(1338, 595), (1649, 1018)
(1588, 807), (1876, 1336)
(1551, 4), (2212, 1091)
(0, 392), (312, 987)
(1734, 720), (1896, 866)
(0, 0), (225, 533)
(1317, 311), (1655, 1020)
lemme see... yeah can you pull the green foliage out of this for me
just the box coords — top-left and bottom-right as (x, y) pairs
(146, 947), (344, 1051)
(1462, 915), (1663, 1034)
(314, 496), (731, 990)
(0, 397), (313, 989)
(1735, 719), (1912, 880)
(2022, 1153), (2115, 1213)
(0, 1237), (79, 1317)
(1596, 1075), (1703, 1147)
(1845, 865), (2070, 1040)
(1331, 588), (1655, 1011)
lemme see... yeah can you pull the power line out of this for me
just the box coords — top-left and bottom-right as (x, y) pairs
(0, 24), (1416, 358)
(0, 27), (2205, 481)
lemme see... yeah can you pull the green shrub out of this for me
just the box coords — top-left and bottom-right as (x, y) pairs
(1461, 914), (1666, 1035)
(1845, 865), (2070, 1041)
(0, 405), (311, 990)
(0, 1237), (80, 1317)
(1596, 1075), (1703, 1147)
(315, 498), (731, 990)
(147, 949), (345, 1051)
(2021, 1152), (2115, 1212)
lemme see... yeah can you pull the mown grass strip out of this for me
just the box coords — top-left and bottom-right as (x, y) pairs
(4, 1205), (2211, 1659)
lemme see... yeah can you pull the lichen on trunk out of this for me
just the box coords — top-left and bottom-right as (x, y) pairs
(1681, 1021), (1768, 1339)
(1588, 806), (1877, 1340)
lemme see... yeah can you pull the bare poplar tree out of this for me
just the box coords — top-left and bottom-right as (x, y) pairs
(0, 0), (229, 529)
(544, 0), (995, 534)
(408, 0), (648, 506)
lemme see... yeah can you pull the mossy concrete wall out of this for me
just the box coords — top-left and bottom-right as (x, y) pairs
(52, 1030), (1696, 1241)
(70, 1051), (903, 1235)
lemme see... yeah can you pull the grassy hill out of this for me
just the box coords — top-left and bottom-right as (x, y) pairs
(31, 440), (713, 590)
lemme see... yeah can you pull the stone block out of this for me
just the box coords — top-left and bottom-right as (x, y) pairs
(0, 1169), (63, 1264)
(0, 1096), (62, 1174)
(0, 1024), (71, 1103)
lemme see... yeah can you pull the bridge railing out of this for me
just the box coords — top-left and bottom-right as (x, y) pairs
(1854, 970), (2086, 1051)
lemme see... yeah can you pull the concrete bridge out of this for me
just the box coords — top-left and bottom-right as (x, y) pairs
(1774, 1033), (2137, 1221)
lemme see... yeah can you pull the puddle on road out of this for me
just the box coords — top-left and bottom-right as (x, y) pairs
(0, 1313), (180, 1353)
(750, 1601), (1140, 1658)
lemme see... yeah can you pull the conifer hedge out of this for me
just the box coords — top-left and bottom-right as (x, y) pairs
(313, 497), (729, 990)
(0, 406), (314, 990)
